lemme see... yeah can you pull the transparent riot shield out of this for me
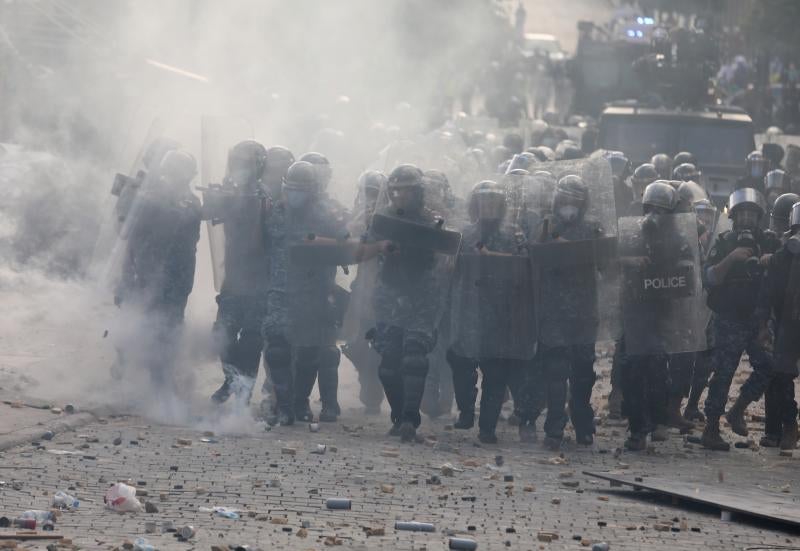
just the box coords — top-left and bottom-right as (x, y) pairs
(266, 210), (354, 348)
(92, 119), (167, 282)
(199, 115), (255, 293)
(357, 179), (462, 349)
(619, 213), (707, 356)
(449, 254), (537, 359)
(774, 252), (800, 375)
(524, 157), (621, 346)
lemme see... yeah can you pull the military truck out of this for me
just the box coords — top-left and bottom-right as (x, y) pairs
(598, 103), (755, 205)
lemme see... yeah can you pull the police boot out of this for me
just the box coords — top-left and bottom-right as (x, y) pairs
(211, 364), (237, 404)
(518, 421), (537, 443)
(650, 424), (669, 442)
(319, 404), (340, 423)
(211, 377), (232, 404)
(760, 434), (780, 447)
(683, 386), (706, 422)
(542, 435), (562, 451)
(624, 432), (648, 451)
(780, 422), (798, 451)
(724, 396), (751, 437)
(607, 387), (623, 419)
(666, 395), (694, 431)
(701, 419), (730, 451)
(399, 421), (417, 443)
(294, 399), (314, 423)
(454, 411), (475, 430)
(318, 347), (341, 423)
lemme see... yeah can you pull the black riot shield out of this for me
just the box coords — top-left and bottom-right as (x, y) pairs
(619, 213), (707, 356)
(371, 212), (462, 256)
(774, 253), (800, 375)
(525, 157), (621, 346)
(449, 254), (537, 359)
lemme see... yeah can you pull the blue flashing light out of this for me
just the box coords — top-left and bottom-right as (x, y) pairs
(627, 29), (636, 38)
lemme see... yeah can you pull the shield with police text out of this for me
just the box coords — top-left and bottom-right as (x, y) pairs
(619, 213), (706, 355)
(449, 254), (537, 360)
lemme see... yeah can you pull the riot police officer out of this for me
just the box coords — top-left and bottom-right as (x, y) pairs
(651, 153), (673, 181)
(702, 188), (775, 450)
(736, 151), (769, 193)
(114, 149), (201, 387)
(529, 175), (605, 448)
(765, 169), (789, 213)
(771, 193), (800, 235)
(446, 180), (529, 443)
(262, 161), (349, 425)
(369, 164), (451, 442)
(209, 140), (272, 406)
(620, 181), (697, 450)
(672, 151), (697, 170)
(757, 202), (800, 450)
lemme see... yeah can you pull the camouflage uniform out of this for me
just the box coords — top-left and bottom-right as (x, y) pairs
(703, 229), (775, 422)
(530, 216), (603, 441)
(446, 219), (528, 436)
(262, 199), (347, 421)
(370, 207), (445, 429)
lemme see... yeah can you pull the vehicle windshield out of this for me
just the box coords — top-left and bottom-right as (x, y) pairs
(601, 118), (670, 162)
(602, 117), (753, 167)
(679, 124), (754, 166)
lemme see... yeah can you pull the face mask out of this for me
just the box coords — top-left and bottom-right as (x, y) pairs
(286, 189), (311, 209)
(557, 205), (579, 222)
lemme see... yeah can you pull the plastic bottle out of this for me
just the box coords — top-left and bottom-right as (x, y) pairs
(53, 491), (80, 509)
(133, 537), (155, 551)
(19, 510), (55, 523)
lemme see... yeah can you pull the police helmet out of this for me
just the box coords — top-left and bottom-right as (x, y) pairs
(159, 150), (197, 184)
(728, 187), (766, 218)
(651, 153), (673, 179)
(283, 161), (319, 193)
(642, 181), (678, 212)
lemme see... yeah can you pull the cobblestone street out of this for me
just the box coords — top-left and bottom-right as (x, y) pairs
(1, 357), (799, 551)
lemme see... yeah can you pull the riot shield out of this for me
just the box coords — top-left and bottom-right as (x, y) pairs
(619, 213), (707, 356)
(525, 157), (622, 346)
(774, 253), (800, 375)
(359, 177), (462, 347)
(449, 254), (537, 359)
(371, 213), (462, 256)
(93, 119), (169, 287)
(199, 115), (256, 293)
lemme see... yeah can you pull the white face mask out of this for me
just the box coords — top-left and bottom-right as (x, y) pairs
(557, 205), (579, 222)
(286, 189), (311, 209)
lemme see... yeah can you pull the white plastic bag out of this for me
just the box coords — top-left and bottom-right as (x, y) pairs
(104, 483), (143, 513)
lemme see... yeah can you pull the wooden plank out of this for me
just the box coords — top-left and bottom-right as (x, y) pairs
(584, 471), (800, 529)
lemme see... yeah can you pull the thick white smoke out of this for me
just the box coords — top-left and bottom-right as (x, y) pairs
(0, 0), (513, 430)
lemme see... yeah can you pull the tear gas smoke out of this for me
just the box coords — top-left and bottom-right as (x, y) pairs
(0, 0), (512, 430)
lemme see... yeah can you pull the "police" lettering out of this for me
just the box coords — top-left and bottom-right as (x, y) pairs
(643, 276), (687, 290)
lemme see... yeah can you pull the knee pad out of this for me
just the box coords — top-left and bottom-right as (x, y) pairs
(402, 353), (429, 378)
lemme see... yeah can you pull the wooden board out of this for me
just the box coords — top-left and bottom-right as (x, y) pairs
(584, 471), (800, 529)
